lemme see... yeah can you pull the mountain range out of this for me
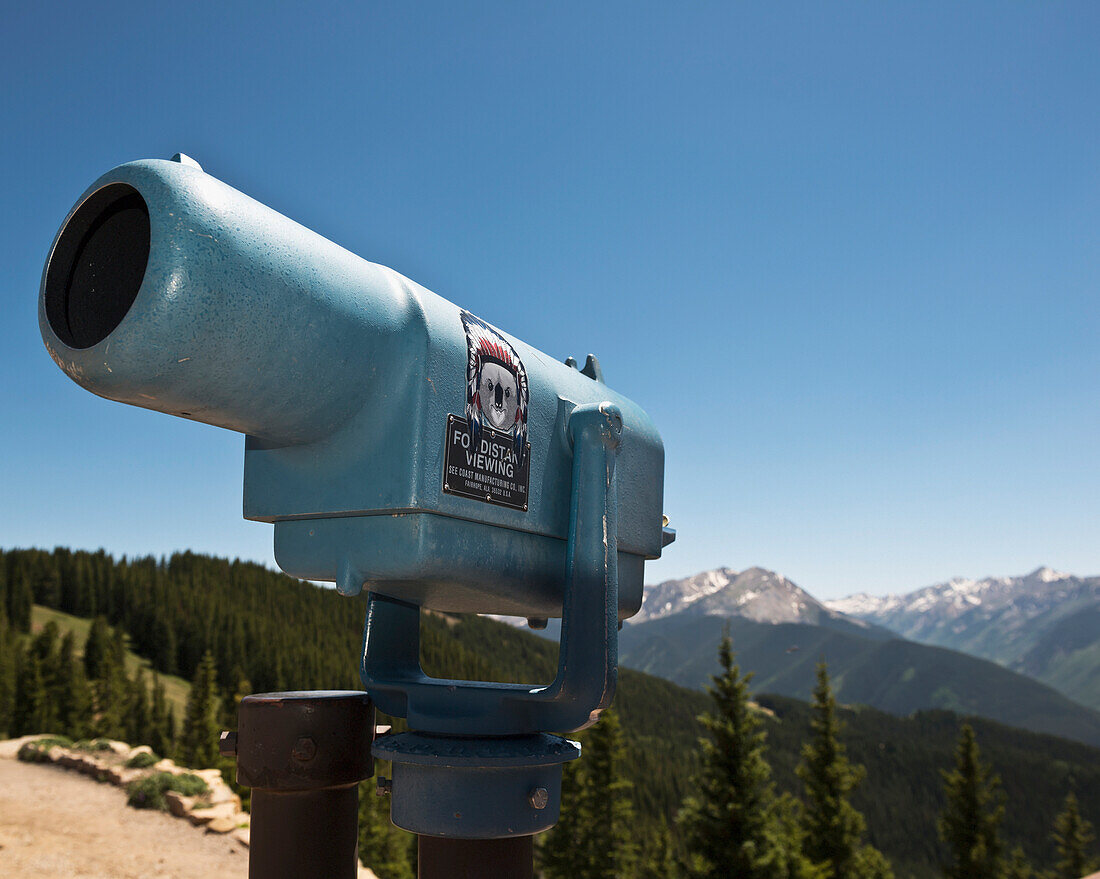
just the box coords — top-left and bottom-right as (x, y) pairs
(618, 565), (1100, 746)
(826, 567), (1100, 711)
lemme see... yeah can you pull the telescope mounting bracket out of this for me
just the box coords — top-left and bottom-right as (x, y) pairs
(362, 401), (624, 838)
(361, 401), (624, 737)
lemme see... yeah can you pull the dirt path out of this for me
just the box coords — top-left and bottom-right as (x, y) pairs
(0, 757), (245, 879)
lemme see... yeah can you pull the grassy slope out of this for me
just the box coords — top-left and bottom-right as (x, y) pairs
(1039, 641), (1100, 711)
(1015, 607), (1100, 711)
(30, 605), (191, 719)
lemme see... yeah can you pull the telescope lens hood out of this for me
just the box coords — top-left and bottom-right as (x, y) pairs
(45, 182), (149, 350)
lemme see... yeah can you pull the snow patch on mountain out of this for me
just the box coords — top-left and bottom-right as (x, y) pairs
(633, 566), (871, 629)
(826, 593), (897, 617)
(825, 566), (1084, 625)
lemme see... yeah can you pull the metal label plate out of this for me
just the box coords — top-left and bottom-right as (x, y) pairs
(442, 414), (530, 511)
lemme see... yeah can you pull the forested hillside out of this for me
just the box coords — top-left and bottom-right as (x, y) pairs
(619, 613), (1100, 746)
(2, 547), (1098, 879)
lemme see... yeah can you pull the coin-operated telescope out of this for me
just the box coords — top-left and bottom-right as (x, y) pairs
(40, 155), (674, 879)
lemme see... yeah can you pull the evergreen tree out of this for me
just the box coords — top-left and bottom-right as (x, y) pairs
(226, 665), (252, 727)
(584, 710), (638, 878)
(30, 620), (60, 663)
(181, 650), (220, 767)
(637, 821), (679, 879)
(83, 615), (111, 680)
(852, 846), (894, 879)
(1005, 848), (1032, 879)
(55, 631), (91, 739)
(938, 724), (1004, 879)
(127, 667), (151, 744)
(797, 662), (891, 879)
(1052, 792), (1098, 879)
(94, 656), (131, 740)
(542, 710), (638, 879)
(150, 611), (177, 675)
(149, 673), (172, 757)
(109, 628), (127, 671)
(166, 704), (178, 752)
(772, 793), (827, 879)
(540, 748), (587, 879)
(12, 649), (48, 735)
(6, 576), (33, 632)
(28, 623), (61, 733)
(358, 782), (414, 879)
(677, 633), (797, 879)
(0, 609), (16, 736)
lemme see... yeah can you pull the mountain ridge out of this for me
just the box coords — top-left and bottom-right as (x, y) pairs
(635, 565), (891, 639)
(824, 567), (1100, 710)
(826, 566), (1078, 618)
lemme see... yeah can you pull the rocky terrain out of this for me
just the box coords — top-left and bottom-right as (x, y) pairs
(0, 736), (378, 879)
(0, 742), (246, 879)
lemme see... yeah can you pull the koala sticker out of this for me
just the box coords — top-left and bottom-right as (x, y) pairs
(461, 311), (529, 465)
(442, 311), (531, 511)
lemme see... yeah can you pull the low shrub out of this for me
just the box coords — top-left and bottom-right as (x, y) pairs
(72, 738), (114, 752)
(17, 736), (74, 763)
(125, 751), (160, 769)
(32, 735), (73, 749)
(126, 772), (209, 811)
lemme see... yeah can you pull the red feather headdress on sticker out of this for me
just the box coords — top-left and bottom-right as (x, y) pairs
(461, 311), (528, 464)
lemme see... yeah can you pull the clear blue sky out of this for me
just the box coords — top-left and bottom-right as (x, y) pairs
(1, 2), (1097, 599)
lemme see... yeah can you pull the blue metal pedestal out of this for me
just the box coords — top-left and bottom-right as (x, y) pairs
(374, 733), (579, 838)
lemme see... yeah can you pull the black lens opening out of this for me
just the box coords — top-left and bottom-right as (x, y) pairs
(45, 183), (150, 349)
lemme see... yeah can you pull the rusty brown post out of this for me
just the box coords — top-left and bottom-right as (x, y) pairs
(224, 690), (375, 879)
(417, 835), (535, 879)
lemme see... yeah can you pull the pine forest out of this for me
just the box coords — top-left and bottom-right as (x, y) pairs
(1, 547), (1098, 879)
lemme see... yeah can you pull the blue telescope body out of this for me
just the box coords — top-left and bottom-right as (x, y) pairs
(38, 157), (670, 623)
(42, 158), (676, 839)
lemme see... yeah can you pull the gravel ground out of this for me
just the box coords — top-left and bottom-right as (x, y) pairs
(0, 757), (245, 879)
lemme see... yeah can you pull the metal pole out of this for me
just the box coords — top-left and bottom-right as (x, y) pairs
(417, 835), (534, 879)
(250, 786), (359, 878)
(223, 690), (375, 879)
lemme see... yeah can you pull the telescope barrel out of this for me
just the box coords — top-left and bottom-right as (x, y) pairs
(40, 158), (413, 445)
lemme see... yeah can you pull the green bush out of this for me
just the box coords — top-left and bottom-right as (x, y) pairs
(32, 735), (73, 748)
(17, 744), (46, 763)
(125, 751), (160, 769)
(73, 738), (114, 752)
(126, 771), (209, 811)
(16, 736), (74, 763)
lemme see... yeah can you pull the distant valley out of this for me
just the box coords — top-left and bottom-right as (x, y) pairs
(618, 565), (1100, 747)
